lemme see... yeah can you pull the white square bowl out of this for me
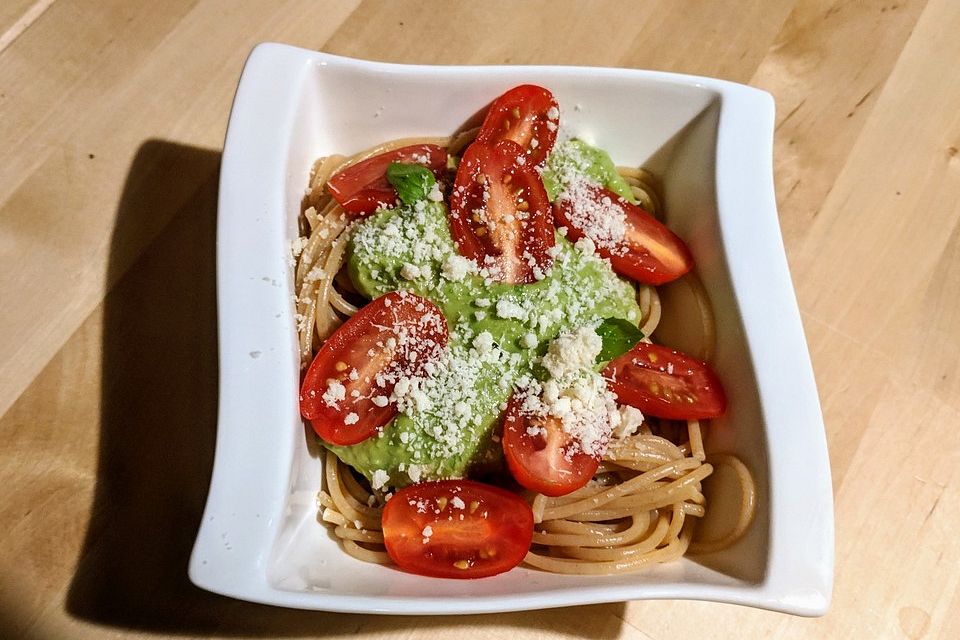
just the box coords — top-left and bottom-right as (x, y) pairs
(189, 43), (833, 616)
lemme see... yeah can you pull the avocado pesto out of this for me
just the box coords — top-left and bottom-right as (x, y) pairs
(329, 199), (641, 487)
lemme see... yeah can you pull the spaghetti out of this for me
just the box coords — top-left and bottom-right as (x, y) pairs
(296, 131), (756, 576)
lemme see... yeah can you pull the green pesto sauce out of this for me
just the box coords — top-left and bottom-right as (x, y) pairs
(541, 139), (638, 203)
(325, 200), (640, 488)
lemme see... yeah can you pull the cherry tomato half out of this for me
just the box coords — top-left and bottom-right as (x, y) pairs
(449, 140), (554, 284)
(554, 184), (694, 285)
(475, 84), (559, 167)
(299, 292), (449, 445)
(382, 479), (534, 579)
(501, 394), (599, 497)
(327, 144), (447, 218)
(603, 341), (726, 420)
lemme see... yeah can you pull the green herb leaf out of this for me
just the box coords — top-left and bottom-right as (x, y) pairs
(386, 162), (436, 205)
(595, 317), (644, 363)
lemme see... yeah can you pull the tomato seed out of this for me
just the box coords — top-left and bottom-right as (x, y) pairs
(517, 200), (529, 211)
(334, 361), (348, 371)
(437, 497), (448, 510)
(511, 107), (521, 119)
(453, 560), (471, 570)
(469, 500), (480, 513)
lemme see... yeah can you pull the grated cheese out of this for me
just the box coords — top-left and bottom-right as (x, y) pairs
(541, 325), (602, 379)
(322, 380), (346, 407)
(549, 139), (629, 256)
(512, 325), (619, 459)
(371, 470), (389, 490)
(472, 331), (494, 355)
(613, 405), (645, 439)
(442, 254), (473, 281)
(496, 299), (527, 321)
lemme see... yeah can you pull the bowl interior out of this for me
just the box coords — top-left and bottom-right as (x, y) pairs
(266, 60), (769, 597)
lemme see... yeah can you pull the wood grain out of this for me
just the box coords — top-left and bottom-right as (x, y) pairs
(2, 0), (959, 638)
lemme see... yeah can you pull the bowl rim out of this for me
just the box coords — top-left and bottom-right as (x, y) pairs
(188, 42), (834, 616)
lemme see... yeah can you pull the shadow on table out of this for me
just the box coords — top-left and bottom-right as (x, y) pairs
(64, 140), (626, 638)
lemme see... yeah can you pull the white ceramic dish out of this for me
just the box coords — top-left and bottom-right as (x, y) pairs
(189, 43), (833, 616)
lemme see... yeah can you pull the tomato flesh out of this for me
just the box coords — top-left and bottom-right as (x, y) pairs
(449, 140), (554, 284)
(501, 394), (599, 497)
(554, 184), (693, 285)
(475, 84), (559, 167)
(603, 341), (726, 420)
(299, 292), (449, 445)
(382, 479), (534, 579)
(327, 144), (447, 218)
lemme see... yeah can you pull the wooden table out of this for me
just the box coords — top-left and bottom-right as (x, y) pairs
(2, 1), (958, 638)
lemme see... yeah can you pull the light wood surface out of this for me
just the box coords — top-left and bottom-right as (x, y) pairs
(2, 1), (958, 638)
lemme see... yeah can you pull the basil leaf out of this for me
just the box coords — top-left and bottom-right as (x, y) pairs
(595, 318), (644, 363)
(386, 162), (436, 205)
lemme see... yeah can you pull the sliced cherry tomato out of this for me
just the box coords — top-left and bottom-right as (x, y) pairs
(475, 84), (559, 167)
(299, 292), (449, 445)
(603, 341), (726, 420)
(500, 394), (599, 497)
(554, 184), (694, 285)
(449, 140), (554, 284)
(382, 479), (533, 579)
(327, 144), (447, 218)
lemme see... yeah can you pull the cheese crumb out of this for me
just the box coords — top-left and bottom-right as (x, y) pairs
(344, 412), (359, 425)
(541, 326), (602, 379)
(371, 470), (389, 490)
(407, 464), (423, 483)
(521, 333), (539, 349)
(472, 331), (494, 355)
(322, 380), (346, 407)
(574, 235), (597, 257)
(401, 263), (422, 280)
(290, 236), (308, 257)
(442, 254), (473, 281)
(372, 395), (389, 407)
(613, 405), (645, 438)
(496, 299), (526, 320)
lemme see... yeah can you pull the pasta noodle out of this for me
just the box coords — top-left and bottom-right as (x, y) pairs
(298, 134), (756, 576)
